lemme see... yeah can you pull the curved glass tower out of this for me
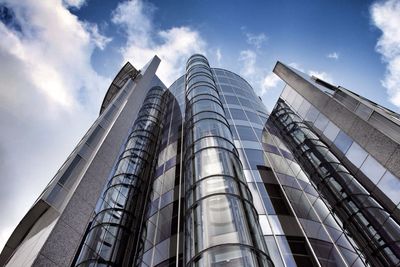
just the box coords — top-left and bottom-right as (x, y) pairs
(2, 54), (400, 267)
(183, 55), (272, 266)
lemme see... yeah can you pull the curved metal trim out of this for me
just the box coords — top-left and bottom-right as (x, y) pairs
(99, 62), (140, 115)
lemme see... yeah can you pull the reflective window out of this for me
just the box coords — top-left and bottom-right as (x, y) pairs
(360, 155), (386, 183)
(58, 155), (83, 188)
(297, 99), (311, 118)
(292, 93), (304, 111)
(333, 131), (353, 153)
(285, 87), (297, 105)
(377, 171), (400, 205)
(244, 149), (266, 169)
(230, 108), (248, 120)
(305, 105), (319, 123)
(189, 148), (243, 182)
(191, 119), (231, 141)
(281, 85), (291, 100)
(259, 215), (272, 235)
(245, 111), (261, 124)
(323, 121), (340, 142)
(265, 184), (292, 215)
(314, 113), (329, 132)
(276, 236), (317, 267)
(219, 84), (234, 93)
(264, 236), (285, 267)
(355, 103), (373, 120)
(345, 142), (368, 168)
(187, 195), (253, 256)
(224, 95), (240, 105)
(238, 97), (253, 108)
(269, 215), (284, 235)
(236, 126), (258, 142)
(86, 125), (104, 147)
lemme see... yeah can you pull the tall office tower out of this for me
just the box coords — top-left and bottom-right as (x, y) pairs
(1, 54), (400, 267)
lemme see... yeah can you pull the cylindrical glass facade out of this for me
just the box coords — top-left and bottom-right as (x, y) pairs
(74, 87), (166, 266)
(183, 54), (273, 266)
(271, 100), (400, 267)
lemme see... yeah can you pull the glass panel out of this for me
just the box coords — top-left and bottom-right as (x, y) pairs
(236, 126), (258, 142)
(345, 142), (368, 168)
(323, 121), (340, 142)
(314, 113), (329, 132)
(360, 155), (386, 184)
(239, 98), (253, 108)
(243, 149), (267, 169)
(275, 236), (297, 266)
(333, 131), (353, 153)
(224, 95), (240, 105)
(230, 108), (248, 120)
(269, 216), (284, 235)
(292, 93), (304, 111)
(259, 215), (272, 235)
(297, 99), (311, 118)
(305, 105), (319, 123)
(377, 171), (400, 205)
(264, 236), (285, 267)
(355, 103), (373, 120)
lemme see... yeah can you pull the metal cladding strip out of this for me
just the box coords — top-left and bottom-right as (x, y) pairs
(183, 54), (274, 266)
(74, 87), (166, 267)
(270, 99), (400, 267)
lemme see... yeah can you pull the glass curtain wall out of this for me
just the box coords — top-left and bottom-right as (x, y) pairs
(74, 87), (166, 266)
(135, 87), (185, 267)
(183, 54), (273, 266)
(270, 99), (400, 267)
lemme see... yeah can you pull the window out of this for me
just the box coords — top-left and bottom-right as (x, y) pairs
(305, 105), (319, 123)
(86, 125), (104, 147)
(265, 184), (292, 215)
(230, 108), (247, 120)
(377, 171), (400, 205)
(360, 155), (386, 183)
(219, 84), (234, 93)
(323, 121), (340, 141)
(245, 111), (261, 124)
(333, 131), (352, 153)
(238, 97), (252, 108)
(236, 126), (258, 142)
(297, 99), (311, 118)
(244, 149), (266, 169)
(259, 215), (272, 235)
(58, 155), (83, 187)
(355, 103), (372, 120)
(224, 95), (240, 105)
(314, 113), (329, 132)
(345, 142), (368, 168)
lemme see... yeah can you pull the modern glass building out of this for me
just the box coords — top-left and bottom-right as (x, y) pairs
(1, 54), (400, 267)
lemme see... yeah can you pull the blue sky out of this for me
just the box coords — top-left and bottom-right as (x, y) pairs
(70, 0), (394, 110)
(0, 0), (399, 250)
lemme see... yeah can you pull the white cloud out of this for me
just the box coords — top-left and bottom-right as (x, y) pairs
(216, 48), (222, 65)
(288, 62), (305, 72)
(83, 22), (112, 50)
(239, 50), (257, 77)
(0, 0), (111, 250)
(288, 62), (333, 83)
(308, 70), (334, 83)
(327, 52), (339, 60)
(262, 73), (281, 93)
(371, 0), (400, 107)
(246, 32), (267, 49)
(112, 0), (206, 86)
(238, 49), (282, 95)
(63, 0), (86, 9)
